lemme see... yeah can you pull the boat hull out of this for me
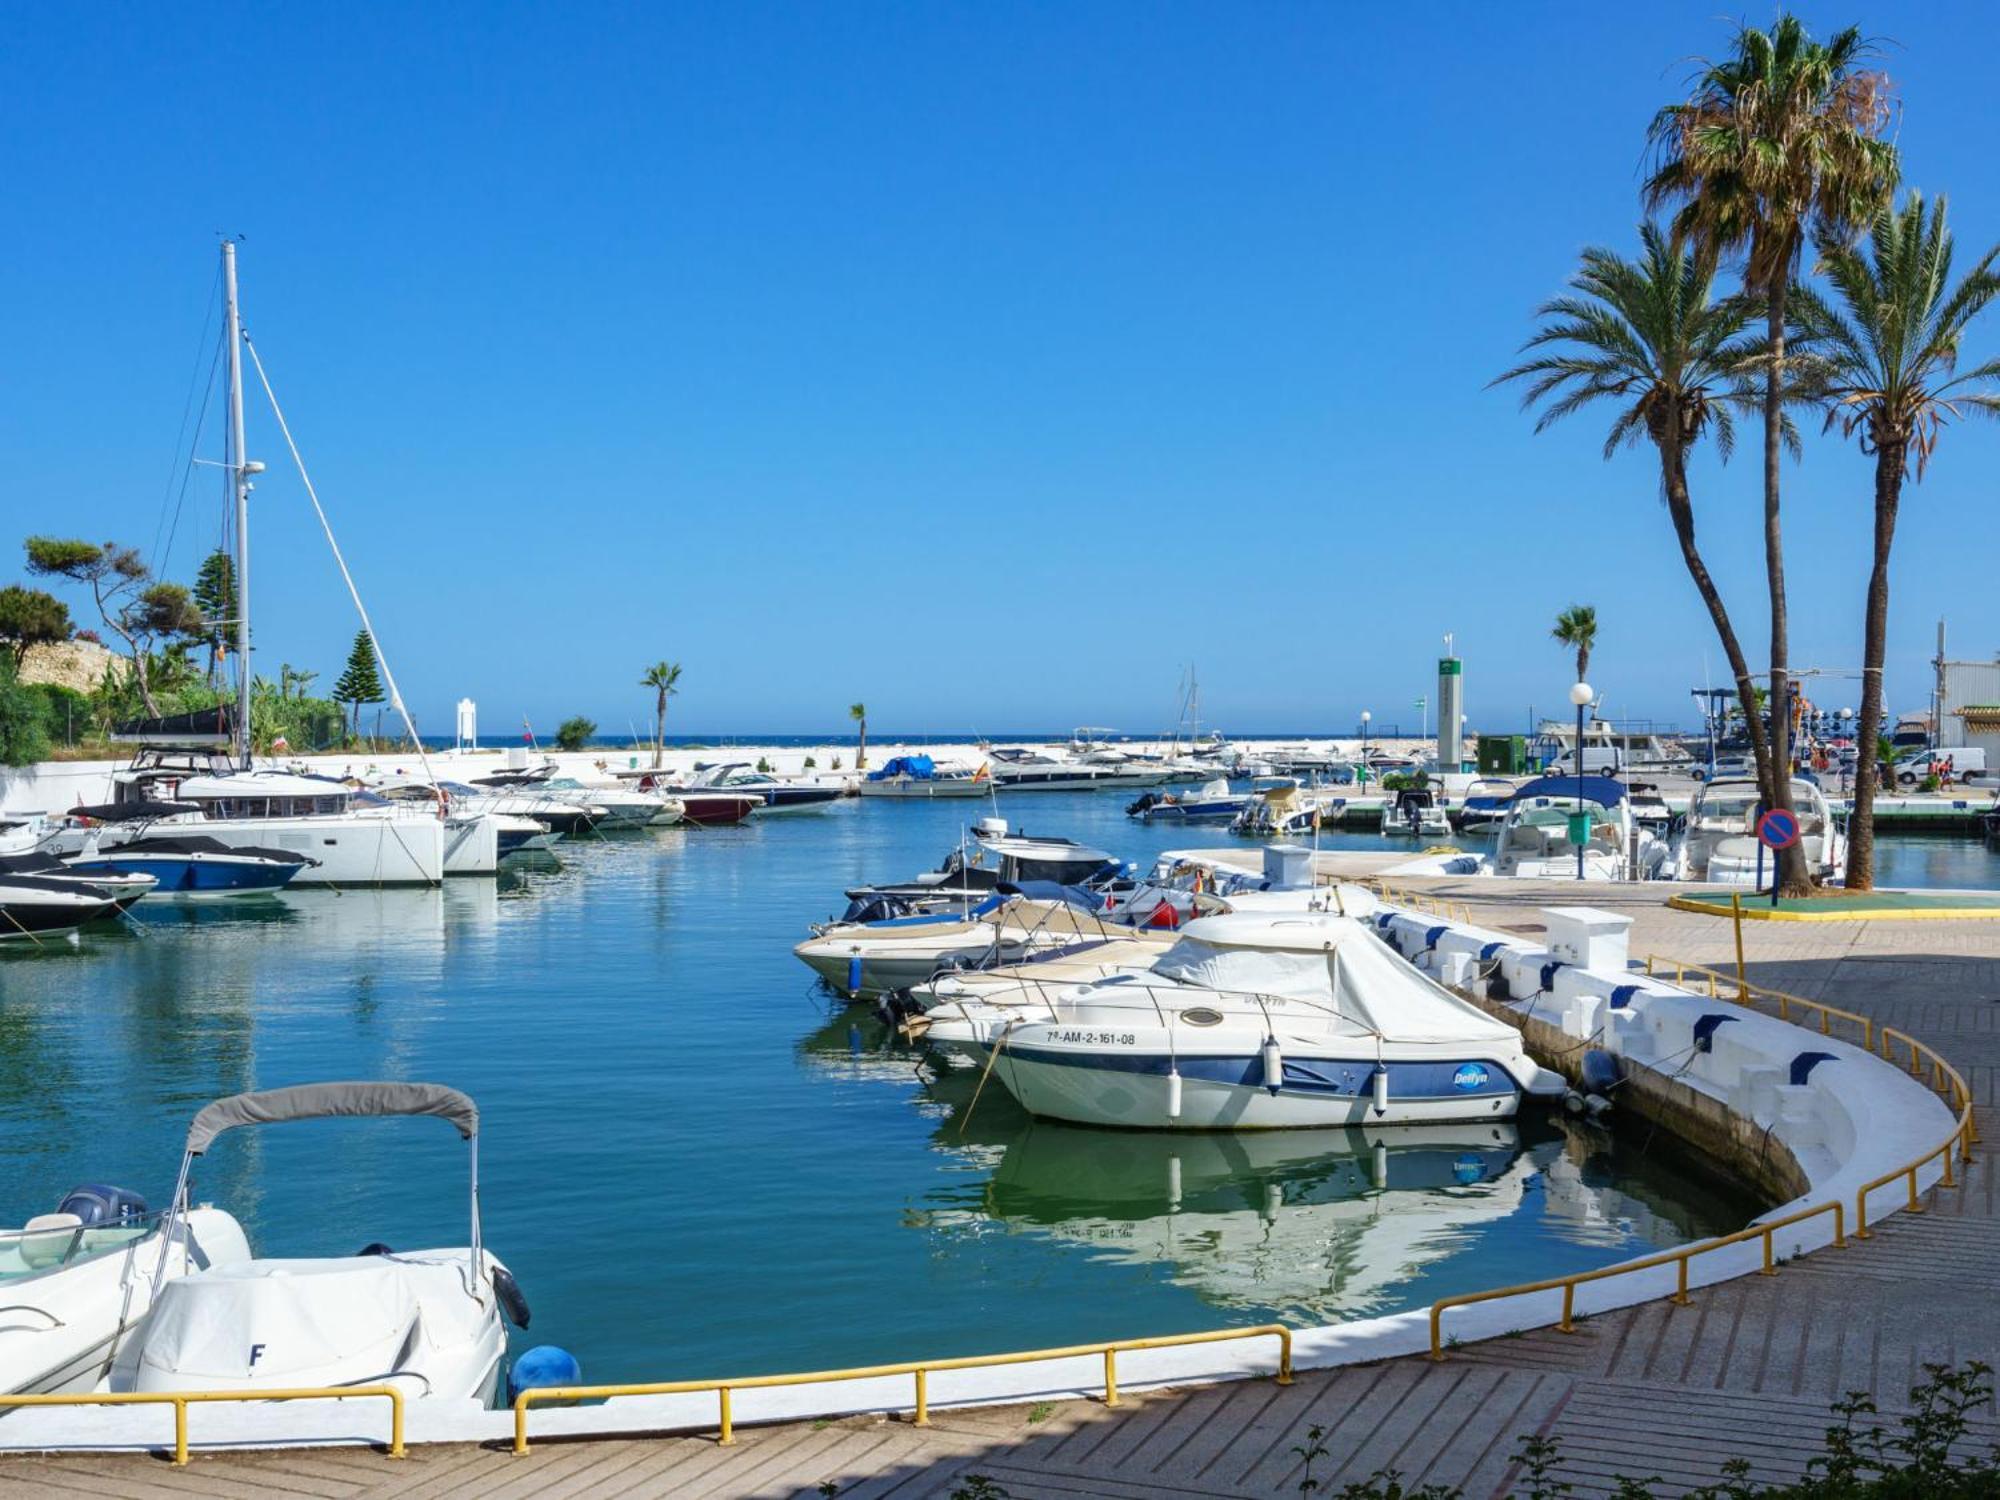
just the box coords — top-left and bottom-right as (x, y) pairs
(959, 1042), (1523, 1129)
(67, 854), (301, 897)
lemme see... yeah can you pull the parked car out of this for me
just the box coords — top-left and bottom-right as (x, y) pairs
(1895, 747), (1988, 787)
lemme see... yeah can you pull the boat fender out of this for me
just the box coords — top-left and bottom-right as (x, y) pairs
(1562, 1088), (1586, 1115)
(1371, 1066), (1389, 1116)
(1261, 1038), (1283, 1093)
(1578, 1049), (1621, 1095)
(1166, 1068), (1183, 1120)
(846, 954), (863, 994)
(506, 1344), (581, 1406)
(358, 1242), (395, 1256)
(1583, 1093), (1615, 1122)
(493, 1265), (533, 1329)
(1539, 960), (1564, 993)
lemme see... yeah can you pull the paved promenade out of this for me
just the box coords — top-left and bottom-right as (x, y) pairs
(4, 882), (1995, 1497)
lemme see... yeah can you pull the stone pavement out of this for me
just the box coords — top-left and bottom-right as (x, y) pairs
(3, 882), (1994, 1498)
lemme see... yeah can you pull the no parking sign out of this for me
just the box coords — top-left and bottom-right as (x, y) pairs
(1756, 808), (1801, 851)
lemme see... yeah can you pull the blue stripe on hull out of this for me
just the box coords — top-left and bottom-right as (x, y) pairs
(998, 1045), (1518, 1100)
(70, 859), (296, 894)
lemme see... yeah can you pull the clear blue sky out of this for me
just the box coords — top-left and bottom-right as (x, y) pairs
(5, 4), (1997, 739)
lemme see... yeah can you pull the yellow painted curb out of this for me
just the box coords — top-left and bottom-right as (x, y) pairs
(1668, 894), (2000, 923)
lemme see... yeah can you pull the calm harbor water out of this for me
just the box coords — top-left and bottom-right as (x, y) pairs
(2, 796), (1986, 1384)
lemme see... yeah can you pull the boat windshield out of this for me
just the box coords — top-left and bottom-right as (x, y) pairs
(0, 1216), (158, 1282)
(1504, 799), (1627, 858)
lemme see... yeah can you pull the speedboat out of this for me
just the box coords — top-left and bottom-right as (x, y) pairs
(1127, 778), (1247, 824)
(1380, 787), (1452, 839)
(795, 894), (1134, 1000)
(1453, 778), (1521, 836)
(613, 769), (760, 825)
(64, 836), (311, 897)
(0, 880), (123, 939)
(364, 778), (559, 857)
(1492, 774), (1670, 880)
(920, 912), (1562, 1129)
(109, 1082), (552, 1406)
(1230, 778), (1343, 837)
(0, 1186), (249, 1395)
(0, 852), (156, 910)
(1670, 777), (1846, 885)
(858, 756), (992, 799)
(837, 819), (1115, 921)
(688, 763), (844, 813)
(988, 747), (1158, 792)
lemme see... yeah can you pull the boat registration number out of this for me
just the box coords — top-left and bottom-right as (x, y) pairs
(1046, 1029), (1137, 1046)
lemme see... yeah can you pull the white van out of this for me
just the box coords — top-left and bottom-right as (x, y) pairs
(1896, 747), (1988, 786)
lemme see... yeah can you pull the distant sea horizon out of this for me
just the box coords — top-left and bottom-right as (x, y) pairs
(411, 729), (1438, 752)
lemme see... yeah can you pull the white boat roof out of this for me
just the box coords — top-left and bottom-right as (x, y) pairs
(1177, 912), (1364, 951)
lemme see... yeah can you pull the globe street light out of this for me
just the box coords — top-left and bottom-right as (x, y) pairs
(1568, 681), (1593, 880)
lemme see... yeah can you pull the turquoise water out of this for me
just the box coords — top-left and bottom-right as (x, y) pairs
(6, 796), (1978, 1385)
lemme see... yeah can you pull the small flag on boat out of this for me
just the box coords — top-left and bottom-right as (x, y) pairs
(270, 735), (289, 752)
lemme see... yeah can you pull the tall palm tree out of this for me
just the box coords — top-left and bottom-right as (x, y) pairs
(1550, 605), (1598, 686)
(640, 661), (682, 768)
(849, 702), (868, 770)
(1645, 13), (1898, 892)
(1790, 192), (2000, 889)
(1495, 227), (1777, 785)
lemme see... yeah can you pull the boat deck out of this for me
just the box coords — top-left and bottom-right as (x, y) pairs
(5, 881), (1997, 1497)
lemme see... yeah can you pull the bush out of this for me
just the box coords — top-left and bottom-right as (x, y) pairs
(0, 654), (51, 766)
(555, 716), (597, 752)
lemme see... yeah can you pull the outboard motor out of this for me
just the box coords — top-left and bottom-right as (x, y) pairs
(57, 1184), (150, 1226)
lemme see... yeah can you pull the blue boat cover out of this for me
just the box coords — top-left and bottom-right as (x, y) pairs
(995, 880), (1105, 910)
(1507, 774), (1628, 807)
(868, 755), (937, 781)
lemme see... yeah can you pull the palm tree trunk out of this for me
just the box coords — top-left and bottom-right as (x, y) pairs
(1844, 444), (1903, 892)
(652, 690), (664, 769)
(1762, 279), (1810, 894)
(1659, 443), (1775, 784)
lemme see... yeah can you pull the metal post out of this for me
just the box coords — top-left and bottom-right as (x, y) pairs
(1103, 1348), (1119, 1407)
(1732, 893), (1748, 1000)
(1575, 699), (1586, 881)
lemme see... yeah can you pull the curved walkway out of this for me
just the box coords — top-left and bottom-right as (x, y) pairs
(3, 883), (1995, 1497)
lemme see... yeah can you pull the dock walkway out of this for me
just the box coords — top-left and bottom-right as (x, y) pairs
(6, 882), (1996, 1497)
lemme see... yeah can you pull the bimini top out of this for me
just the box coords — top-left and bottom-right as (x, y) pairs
(67, 799), (203, 824)
(868, 755), (936, 781)
(185, 1082), (478, 1156)
(1506, 774), (1627, 807)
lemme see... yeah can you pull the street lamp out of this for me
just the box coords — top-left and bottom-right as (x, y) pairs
(1359, 710), (1371, 787)
(1568, 682), (1592, 880)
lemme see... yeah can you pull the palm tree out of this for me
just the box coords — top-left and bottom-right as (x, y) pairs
(1551, 605), (1598, 685)
(1495, 226), (1777, 788)
(1789, 192), (2000, 889)
(1645, 13), (1898, 893)
(849, 702), (868, 770)
(640, 661), (682, 768)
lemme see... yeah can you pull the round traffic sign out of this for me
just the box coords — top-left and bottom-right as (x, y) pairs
(1756, 808), (1801, 851)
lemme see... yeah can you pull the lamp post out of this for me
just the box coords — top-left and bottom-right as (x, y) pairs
(1359, 710), (1371, 788)
(1568, 681), (1592, 881)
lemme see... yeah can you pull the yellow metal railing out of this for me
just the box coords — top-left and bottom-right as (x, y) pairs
(1429, 1196), (1845, 1358)
(512, 1324), (1293, 1454)
(1366, 880), (1475, 928)
(0, 1385), (406, 1465)
(1428, 953), (1976, 1359)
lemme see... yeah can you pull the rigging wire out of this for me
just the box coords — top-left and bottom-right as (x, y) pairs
(238, 330), (441, 794)
(149, 260), (225, 574)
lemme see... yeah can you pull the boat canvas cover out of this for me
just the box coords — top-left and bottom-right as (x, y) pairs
(186, 1082), (478, 1155)
(1150, 916), (1516, 1045)
(109, 706), (234, 745)
(1507, 774), (1627, 807)
(868, 755), (937, 781)
(134, 1258), (415, 1386)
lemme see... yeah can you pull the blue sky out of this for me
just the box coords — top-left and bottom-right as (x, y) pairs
(4, 4), (1997, 739)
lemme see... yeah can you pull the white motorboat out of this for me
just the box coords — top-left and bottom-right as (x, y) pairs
(838, 819), (1115, 921)
(1127, 778), (1247, 824)
(110, 1082), (545, 1405)
(1380, 787), (1452, 839)
(0, 1187), (249, 1395)
(1671, 777), (1846, 885)
(0, 879), (124, 939)
(365, 777), (560, 857)
(0, 853), (156, 911)
(795, 895), (1134, 1000)
(987, 747), (1163, 792)
(1230, 778), (1344, 837)
(1491, 774), (1671, 881)
(686, 764), (843, 813)
(920, 912), (1562, 1129)
(1453, 778), (1521, 836)
(858, 756), (993, 799)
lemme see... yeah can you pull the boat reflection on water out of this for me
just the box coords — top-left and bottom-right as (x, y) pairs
(908, 1058), (1763, 1324)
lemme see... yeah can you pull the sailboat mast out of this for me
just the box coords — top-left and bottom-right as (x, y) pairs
(223, 241), (253, 769)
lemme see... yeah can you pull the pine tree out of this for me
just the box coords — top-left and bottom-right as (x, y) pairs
(192, 549), (235, 681)
(332, 629), (385, 736)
